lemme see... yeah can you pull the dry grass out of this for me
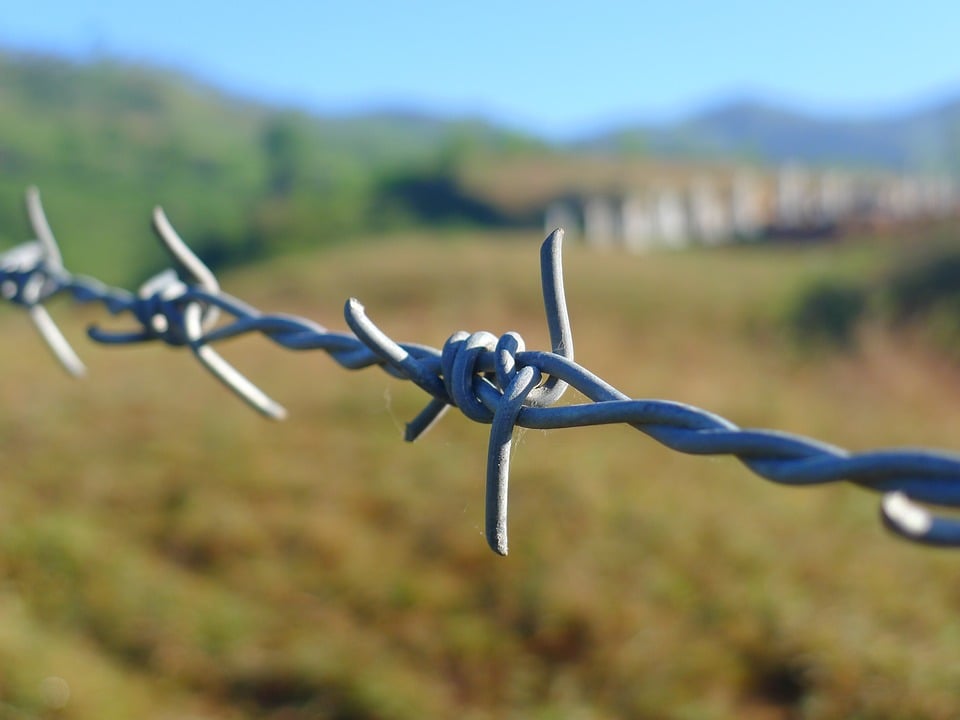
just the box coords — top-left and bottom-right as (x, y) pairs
(0, 231), (958, 719)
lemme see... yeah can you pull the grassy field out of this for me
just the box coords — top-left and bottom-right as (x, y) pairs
(0, 229), (959, 719)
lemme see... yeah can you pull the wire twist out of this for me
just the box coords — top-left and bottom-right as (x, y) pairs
(4, 187), (960, 555)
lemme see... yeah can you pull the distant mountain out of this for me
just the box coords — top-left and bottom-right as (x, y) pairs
(582, 98), (960, 175)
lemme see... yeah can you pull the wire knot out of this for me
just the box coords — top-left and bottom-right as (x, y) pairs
(345, 301), (547, 556)
(126, 269), (198, 346)
(435, 328), (548, 404)
(343, 230), (575, 556)
(434, 329), (547, 554)
(0, 242), (64, 308)
(83, 207), (288, 419)
(0, 188), (88, 376)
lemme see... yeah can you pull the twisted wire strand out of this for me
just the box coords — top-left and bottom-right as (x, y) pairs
(4, 188), (960, 556)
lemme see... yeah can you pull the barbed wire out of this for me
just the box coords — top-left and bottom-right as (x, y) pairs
(3, 186), (960, 555)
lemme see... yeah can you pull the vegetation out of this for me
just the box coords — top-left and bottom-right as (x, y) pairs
(0, 51), (547, 285)
(6, 49), (959, 289)
(3, 46), (960, 720)
(786, 225), (960, 356)
(0, 228), (957, 718)
(785, 278), (868, 350)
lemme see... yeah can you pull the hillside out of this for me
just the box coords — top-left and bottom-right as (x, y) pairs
(3, 49), (960, 287)
(0, 51), (542, 284)
(0, 52), (264, 281)
(585, 98), (960, 173)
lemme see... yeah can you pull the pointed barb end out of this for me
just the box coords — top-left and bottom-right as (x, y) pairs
(543, 227), (564, 253)
(486, 516), (509, 556)
(64, 360), (87, 379)
(151, 207), (175, 252)
(267, 404), (289, 421)
(881, 492), (932, 539)
(404, 397), (450, 442)
(345, 297), (365, 318)
(488, 531), (508, 557)
(152, 206), (168, 228)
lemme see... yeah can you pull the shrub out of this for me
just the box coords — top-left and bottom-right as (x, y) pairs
(884, 247), (960, 323)
(786, 279), (867, 350)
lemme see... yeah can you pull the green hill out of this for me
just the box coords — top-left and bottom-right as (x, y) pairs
(0, 51), (543, 285)
(0, 52), (264, 282)
(4, 48), (960, 290)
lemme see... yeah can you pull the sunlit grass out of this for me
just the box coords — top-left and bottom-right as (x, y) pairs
(0, 231), (958, 718)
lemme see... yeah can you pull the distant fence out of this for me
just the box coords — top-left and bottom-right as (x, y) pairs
(4, 187), (960, 555)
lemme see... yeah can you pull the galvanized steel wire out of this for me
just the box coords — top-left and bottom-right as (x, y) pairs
(3, 187), (960, 555)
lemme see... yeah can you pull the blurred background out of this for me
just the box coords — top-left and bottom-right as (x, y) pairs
(2, 2), (960, 718)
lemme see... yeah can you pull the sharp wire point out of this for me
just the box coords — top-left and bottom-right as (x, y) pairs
(25, 186), (64, 271)
(526, 229), (573, 407)
(183, 301), (286, 420)
(485, 364), (542, 556)
(152, 206), (220, 330)
(8, 187), (86, 376)
(30, 305), (86, 377)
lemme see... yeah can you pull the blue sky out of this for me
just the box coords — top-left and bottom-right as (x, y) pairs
(2, 1), (959, 139)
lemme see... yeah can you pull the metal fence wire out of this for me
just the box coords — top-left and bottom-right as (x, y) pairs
(3, 187), (960, 555)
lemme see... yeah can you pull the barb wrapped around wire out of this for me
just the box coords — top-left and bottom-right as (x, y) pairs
(4, 187), (960, 556)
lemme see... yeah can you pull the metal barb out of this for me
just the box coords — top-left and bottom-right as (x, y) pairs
(183, 302), (287, 420)
(87, 205), (285, 418)
(486, 364), (542, 555)
(25, 186), (65, 273)
(29, 305), (86, 378)
(525, 228), (573, 407)
(152, 207), (220, 331)
(8, 190), (960, 558)
(7, 187), (87, 376)
(881, 492), (960, 547)
(344, 297), (447, 400)
(151, 210), (285, 419)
